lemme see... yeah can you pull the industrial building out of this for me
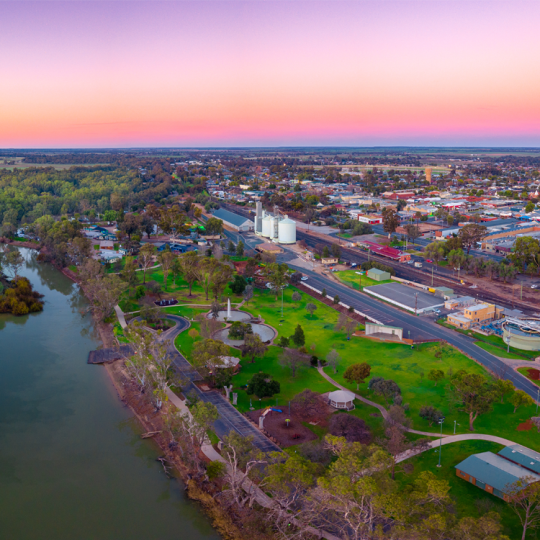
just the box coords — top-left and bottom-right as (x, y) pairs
(447, 302), (504, 330)
(212, 208), (254, 232)
(254, 202), (296, 244)
(455, 444), (540, 501)
(502, 318), (540, 351)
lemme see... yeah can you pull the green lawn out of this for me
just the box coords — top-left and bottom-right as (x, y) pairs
(396, 440), (520, 538)
(475, 341), (531, 360)
(335, 269), (393, 291)
(517, 367), (540, 389)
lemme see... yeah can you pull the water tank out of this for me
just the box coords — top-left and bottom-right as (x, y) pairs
(278, 218), (296, 244)
(261, 215), (272, 237)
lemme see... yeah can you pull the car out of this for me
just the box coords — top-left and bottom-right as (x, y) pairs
(426, 259), (433, 263)
(301, 276), (309, 281)
(532, 284), (538, 289)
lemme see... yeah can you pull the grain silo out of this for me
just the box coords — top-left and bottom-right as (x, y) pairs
(261, 215), (272, 237)
(278, 217), (296, 244)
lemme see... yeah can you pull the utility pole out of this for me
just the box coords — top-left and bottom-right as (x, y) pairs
(431, 266), (434, 287)
(415, 293), (418, 316)
(437, 417), (445, 467)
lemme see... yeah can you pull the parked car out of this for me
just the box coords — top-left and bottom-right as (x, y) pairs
(426, 259), (433, 263)
(301, 276), (309, 281)
(532, 284), (538, 289)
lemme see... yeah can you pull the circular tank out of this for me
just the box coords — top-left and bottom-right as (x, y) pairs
(278, 218), (296, 244)
(261, 215), (272, 237)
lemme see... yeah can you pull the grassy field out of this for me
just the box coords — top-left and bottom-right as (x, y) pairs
(517, 367), (540, 388)
(475, 341), (530, 360)
(396, 440), (520, 538)
(335, 269), (393, 291)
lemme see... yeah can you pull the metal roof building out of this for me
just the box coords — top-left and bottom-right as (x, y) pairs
(212, 209), (254, 232)
(455, 450), (540, 500)
(499, 445), (540, 475)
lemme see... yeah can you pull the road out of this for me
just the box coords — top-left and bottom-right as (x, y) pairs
(127, 313), (281, 453)
(284, 262), (540, 402)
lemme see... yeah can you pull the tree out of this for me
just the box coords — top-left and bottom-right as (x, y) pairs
(343, 363), (371, 390)
(204, 217), (223, 236)
(229, 274), (247, 294)
(419, 405), (444, 426)
(290, 272), (303, 285)
(190, 401), (219, 449)
(227, 240), (235, 252)
(121, 256), (138, 285)
(210, 263), (233, 300)
(505, 477), (540, 540)
(449, 371), (496, 431)
(335, 312), (357, 340)
(509, 237), (540, 272)
(291, 389), (327, 421)
(242, 333), (267, 363)
(333, 294), (340, 304)
(321, 288), (327, 297)
(119, 213), (141, 240)
(305, 302), (317, 317)
(427, 369), (445, 386)
(235, 240), (244, 257)
(246, 372), (280, 397)
(331, 243), (341, 259)
(510, 389), (535, 413)
(305, 207), (316, 230)
(179, 251), (200, 296)
(329, 414), (371, 444)
(322, 245), (330, 258)
(4, 249), (24, 279)
(493, 379), (514, 404)
(67, 236), (93, 265)
(370, 378), (401, 406)
(242, 284), (253, 304)
(191, 338), (229, 382)
(458, 223), (487, 254)
(405, 223), (421, 245)
(279, 348), (308, 377)
(425, 241), (445, 263)
(292, 291), (301, 302)
(138, 243), (156, 284)
(263, 262), (289, 300)
(382, 207), (400, 238)
(291, 324), (305, 346)
(85, 274), (127, 321)
(525, 201), (536, 213)
(326, 349), (341, 374)
(157, 251), (175, 290)
(448, 248), (467, 273)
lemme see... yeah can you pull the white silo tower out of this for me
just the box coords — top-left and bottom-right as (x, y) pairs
(269, 216), (278, 240)
(278, 217), (296, 244)
(261, 215), (272, 237)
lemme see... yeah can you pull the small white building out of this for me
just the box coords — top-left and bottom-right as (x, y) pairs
(328, 390), (355, 411)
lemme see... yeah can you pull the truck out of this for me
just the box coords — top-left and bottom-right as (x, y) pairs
(414, 261), (422, 268)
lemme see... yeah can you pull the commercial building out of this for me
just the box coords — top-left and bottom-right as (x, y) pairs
(447, 302), (504, 330)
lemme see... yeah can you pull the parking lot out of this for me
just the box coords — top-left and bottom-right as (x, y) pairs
(364, 283), (445, 313)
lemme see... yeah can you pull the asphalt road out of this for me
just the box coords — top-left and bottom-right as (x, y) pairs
(287, 263), (540, 401)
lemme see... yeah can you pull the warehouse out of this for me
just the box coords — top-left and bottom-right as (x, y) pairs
(212, 208), (254, 232)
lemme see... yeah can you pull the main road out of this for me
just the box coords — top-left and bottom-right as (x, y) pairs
(285, 260), (540, 402)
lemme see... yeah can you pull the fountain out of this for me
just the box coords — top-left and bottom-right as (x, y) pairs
(227, 298), (232, 319)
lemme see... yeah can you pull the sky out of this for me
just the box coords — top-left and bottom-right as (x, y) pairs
(1, 0), (539, 148)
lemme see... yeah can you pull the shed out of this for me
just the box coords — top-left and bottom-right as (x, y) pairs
(367, 268), (391, 281)
(499, 444), (540, 475)
(455, 451), (540, 500)
(328, 390), (355, 411)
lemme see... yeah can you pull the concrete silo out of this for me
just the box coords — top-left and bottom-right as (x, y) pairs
(278, 217), (296, 244)
(261, 215), (273, 237)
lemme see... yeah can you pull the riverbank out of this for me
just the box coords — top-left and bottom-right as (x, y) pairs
(57, 263), (252, 540)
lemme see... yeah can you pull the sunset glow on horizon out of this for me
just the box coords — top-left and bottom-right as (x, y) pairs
(2, 0), (540, 148)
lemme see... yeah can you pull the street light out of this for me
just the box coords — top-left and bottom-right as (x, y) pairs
(505, 335), (511, 353)
(454, 420), (460, 435)
(437, 417), (446, 468)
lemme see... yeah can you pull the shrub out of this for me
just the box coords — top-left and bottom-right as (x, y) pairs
(246, 372), (280, 398)
(188, 328), (199, 339)
(329, 414), (371, 444)
(207, 460), (226, 480)
(229, 274), (247, 295)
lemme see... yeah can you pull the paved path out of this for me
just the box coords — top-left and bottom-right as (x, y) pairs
(114, 305), (127, 329)
(317, 367), (445, 438)
(396, 434), (516, 463)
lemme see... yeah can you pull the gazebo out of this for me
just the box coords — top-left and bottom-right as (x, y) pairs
(328, 390), (355, 411)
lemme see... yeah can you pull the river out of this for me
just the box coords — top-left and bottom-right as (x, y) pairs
(0, 249), (220, 540)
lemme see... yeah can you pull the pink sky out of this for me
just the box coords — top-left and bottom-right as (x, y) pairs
(1, 1), (539, 147)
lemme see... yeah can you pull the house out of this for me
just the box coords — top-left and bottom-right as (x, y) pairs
(321, 257), (339, 265)
(100, 240), (114, 250)
(455, 445), (540, 501)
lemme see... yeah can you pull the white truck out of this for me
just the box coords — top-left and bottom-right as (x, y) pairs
(414, 261), (423, 268)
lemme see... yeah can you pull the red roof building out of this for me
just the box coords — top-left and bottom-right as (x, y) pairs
(356, 241), (411, 262)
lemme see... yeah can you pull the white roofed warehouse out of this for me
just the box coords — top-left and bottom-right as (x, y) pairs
(212, 208), (254, 232)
